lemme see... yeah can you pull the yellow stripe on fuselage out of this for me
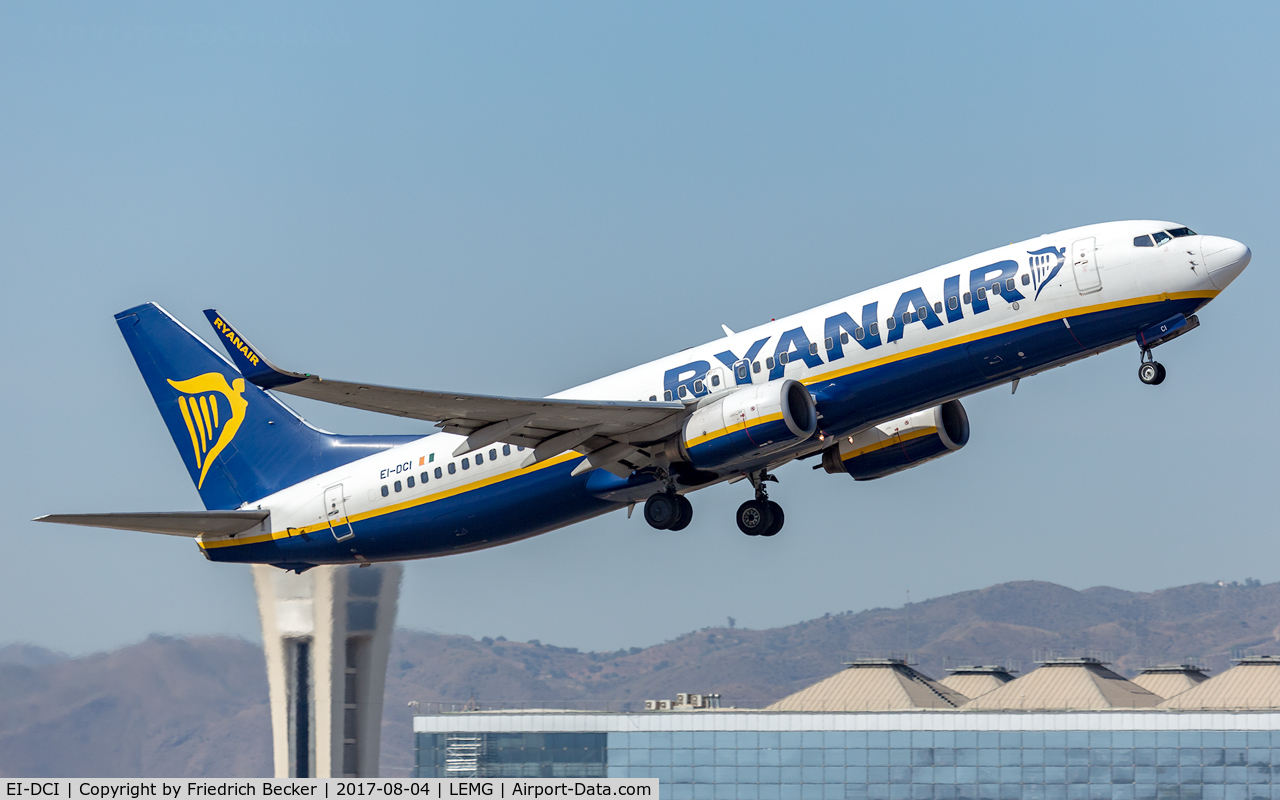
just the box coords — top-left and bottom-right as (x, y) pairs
(198, 451), (581, 551)
(800, 290), (1217, 389)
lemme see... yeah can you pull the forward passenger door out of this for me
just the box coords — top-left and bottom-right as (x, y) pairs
(1071, 237), (1102, 295)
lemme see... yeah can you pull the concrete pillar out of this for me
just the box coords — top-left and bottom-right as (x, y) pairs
(253, 563), (402, 778)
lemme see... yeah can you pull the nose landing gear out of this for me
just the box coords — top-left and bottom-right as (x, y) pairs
(1138, 350), (1166, 386)
(737, 470), (784, 537)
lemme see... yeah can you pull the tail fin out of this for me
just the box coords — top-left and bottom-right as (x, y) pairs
(116, 303), (415, 509)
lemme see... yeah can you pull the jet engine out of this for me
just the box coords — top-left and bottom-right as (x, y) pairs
(672, 379), (818, 471)
(821, 400), (969, 480)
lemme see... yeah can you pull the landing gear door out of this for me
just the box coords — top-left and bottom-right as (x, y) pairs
(324, 484), (354, 541)
(1071, 237), (1102, 295)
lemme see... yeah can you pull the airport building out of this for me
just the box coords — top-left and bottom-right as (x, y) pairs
(412, 656), (1280, 798)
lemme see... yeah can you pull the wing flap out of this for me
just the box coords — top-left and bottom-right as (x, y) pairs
(35, 511), (270, 538)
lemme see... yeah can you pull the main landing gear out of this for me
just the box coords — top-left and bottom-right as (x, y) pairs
(737, 470), (784, 537)
(1138, 350), (1167, 386)
(641, 468), (786, 536)
(643, 490), (693, 531)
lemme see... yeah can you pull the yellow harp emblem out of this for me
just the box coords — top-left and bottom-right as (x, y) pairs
(167, 373), (249, 489)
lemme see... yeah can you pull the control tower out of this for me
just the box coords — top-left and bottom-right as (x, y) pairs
(253, 563), (402, 777)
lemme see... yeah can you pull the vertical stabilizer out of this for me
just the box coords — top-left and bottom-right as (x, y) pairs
(116, 303), (415, 509)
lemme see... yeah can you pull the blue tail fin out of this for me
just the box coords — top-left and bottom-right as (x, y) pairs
(116, 303), (417, 510)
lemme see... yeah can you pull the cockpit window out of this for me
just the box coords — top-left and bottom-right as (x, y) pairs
(1152, 231), (1172, 245)
(1134, 235), (1154, 247)
(1167, 227), (1196, 238)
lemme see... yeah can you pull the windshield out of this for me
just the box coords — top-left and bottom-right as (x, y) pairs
(1167, 226), (1196, 238)
(1152, 231), (1172, 245)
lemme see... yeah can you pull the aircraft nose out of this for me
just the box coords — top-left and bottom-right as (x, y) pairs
(1201, 235), (1251, 290)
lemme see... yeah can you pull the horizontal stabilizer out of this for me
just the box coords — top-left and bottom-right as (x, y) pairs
(35, 511), (270, 538)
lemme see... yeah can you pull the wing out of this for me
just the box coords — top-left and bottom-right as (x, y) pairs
(35, 511), (270, 538)
(203, 309), (689, 475)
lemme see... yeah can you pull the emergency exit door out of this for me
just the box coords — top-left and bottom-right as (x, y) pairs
(324, 484), (354, 541)
(1071, 237), (1102, 295)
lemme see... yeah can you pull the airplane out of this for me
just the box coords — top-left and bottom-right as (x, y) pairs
(39, 221), (1250, 572)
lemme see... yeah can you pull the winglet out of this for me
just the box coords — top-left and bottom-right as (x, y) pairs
(202, 309), (310, 389)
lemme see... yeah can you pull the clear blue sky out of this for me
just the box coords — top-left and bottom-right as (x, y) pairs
(2, 2), (1277, 655)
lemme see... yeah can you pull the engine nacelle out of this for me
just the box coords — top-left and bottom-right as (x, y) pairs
(822, 400), (970, 481)
(675, 379), (818, 471)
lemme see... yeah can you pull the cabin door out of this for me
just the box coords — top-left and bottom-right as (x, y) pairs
(1070, 237), (1102, 295)
(324, 484), (354, 541)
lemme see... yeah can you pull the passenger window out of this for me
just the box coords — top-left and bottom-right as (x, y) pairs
(435, 467), (442, 479)
(1153, 231), (1171, 245)
(710, 374), (720, 387)
(808, 342), (818, 355)
(753, 361), (761, 373)
(517, 446), (525, 451)
(976, 288), (986, 300)
(678, 384), (689, 398)
(1021, 274), (1030, 285)
(1168, 227), (1196, 238)
(1134, 234), (1154, 247)
(736, 363), (747, 379)
(693, 379), (704, 393)
(475, 453), (483, 465)
(447, 463), (456, 475)
(765, 357), (775, 370)
(489, 448), (497, 460)
(502, 445), (511, 457)
(664, 390), (674, 401)
(462, 458), (470, 470)
(778, 352), (789, 365)
(963, 292), (972, 304)
(948, 296), (959, 310)
(854, 328), (863, 341)
(381, 485), (389, 497)
(841, 332), (850, 345)
(394, 480), (402, 492)
(407, 475), (415, 488)
(901, 312), (911, 325)
(421, 471), (429, 484)
(886, 317), (896, 331)
(916, 309), (927, 321)
(933, 302), (942, 314)
(990, 283), (1000, 295)
(1006, 278), (1015, 292)
(869, 322), (879, 336)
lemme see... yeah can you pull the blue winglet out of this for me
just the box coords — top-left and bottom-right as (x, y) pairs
(202, 309), (309, 389)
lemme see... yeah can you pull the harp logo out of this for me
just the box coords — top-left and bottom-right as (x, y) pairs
(168, 373), (249, 489)
(1027, 246), (1066, 301)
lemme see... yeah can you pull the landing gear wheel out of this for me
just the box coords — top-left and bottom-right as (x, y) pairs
(644, 492), (679, 530)
(761, 501), (785, 537)
(1138, 361), (1165, 385)
(736, 500), (774, 536)
(668, 495), (694, 531)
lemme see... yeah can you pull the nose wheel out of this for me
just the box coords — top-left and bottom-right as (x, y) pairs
(1138, 350), (1166, 385)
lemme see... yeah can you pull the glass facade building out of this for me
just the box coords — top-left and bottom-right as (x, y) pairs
(413, 711), (1280, 799)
